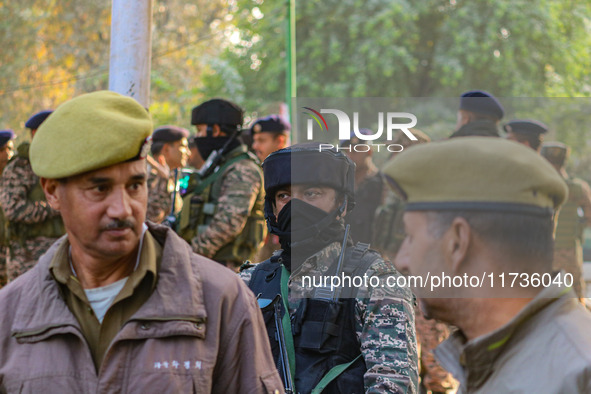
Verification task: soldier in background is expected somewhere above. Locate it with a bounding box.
[0,111,64,282]
[0,130,15,175]
[449,90,504,138]
[0,129,15,288]
[250,115,290,162]
[250,115,290,263]
[240,143,418,393]
[177,99,265,271]
[541,142,591,298]
[146,126,190,223]
[504,119,548,152]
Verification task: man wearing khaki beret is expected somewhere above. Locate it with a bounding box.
[0,91,282,393]
[383,137,591,393]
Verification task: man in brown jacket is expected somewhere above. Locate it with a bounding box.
[384,137,591,393]
[0,91,283,393]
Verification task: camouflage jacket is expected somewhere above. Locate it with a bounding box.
[146,166,182,224]
[190,155,263,259]
[0,155,58,227]
[240,242,419,393]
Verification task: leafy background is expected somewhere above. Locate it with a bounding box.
[1,0,590,178]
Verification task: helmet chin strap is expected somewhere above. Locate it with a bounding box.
[337,195,348,216]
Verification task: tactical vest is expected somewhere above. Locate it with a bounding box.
[554,177,586,249]
[177,145,265,263]
[5,143,65,245]
[248,243,378,394]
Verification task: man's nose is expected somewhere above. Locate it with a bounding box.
[106,187,133,219]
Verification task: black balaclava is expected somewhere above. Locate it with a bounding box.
[191,99,244,158]
[194,134,241,159]
[262,143,356,271]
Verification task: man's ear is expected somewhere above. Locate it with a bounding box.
[445,216,471,273]
[276,134,287,148]
[41,178,61,211]
[212,124,224,137]
[458,110,472,127]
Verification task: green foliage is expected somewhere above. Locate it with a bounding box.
[0,0,590,178]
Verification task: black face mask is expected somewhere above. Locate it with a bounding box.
[275,199,347,268]
[194,136,241,160]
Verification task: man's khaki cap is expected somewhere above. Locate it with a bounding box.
[30,90,152,179]
[383,137,567,216]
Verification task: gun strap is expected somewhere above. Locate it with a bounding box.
[280,265,297,390]
[310,354,362,394]
[192,152,250,195]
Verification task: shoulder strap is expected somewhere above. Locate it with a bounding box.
[339,242,379,299]
[247,258,283,299]
[311,354,362,394]
[210,151,262,203]
[343,242,375,277]
[193,152,250,195]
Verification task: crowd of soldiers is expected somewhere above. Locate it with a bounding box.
[0,89,590,393]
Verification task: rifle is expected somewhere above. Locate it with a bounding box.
[197,127,241,180]
[258,294,295,394]
[161,168,179,229]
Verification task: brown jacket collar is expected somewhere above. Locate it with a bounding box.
[11,223,207,339]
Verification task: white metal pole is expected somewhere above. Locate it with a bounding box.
[109,0,153,107]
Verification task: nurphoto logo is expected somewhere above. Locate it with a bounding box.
[302,107,418,152]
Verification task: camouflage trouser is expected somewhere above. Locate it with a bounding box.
[415,307,458,393]
[0,246,7,289]
[553,247,585,298]
[7,237,58,282]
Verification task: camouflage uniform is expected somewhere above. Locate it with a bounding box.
[553,176,591,297]
[178,145,265,268]
[0,203,6,289]
[146,166,181,224]
[0,143,63,281]
[240,241,420,392]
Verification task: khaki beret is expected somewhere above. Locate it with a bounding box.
[30,91,152,179]
[383,137,567,216]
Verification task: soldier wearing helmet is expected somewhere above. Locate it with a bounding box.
[176,99,265,271]
[240,142,418,393]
